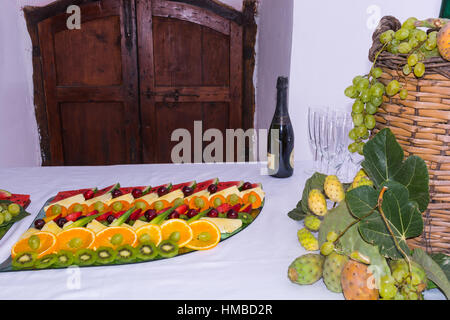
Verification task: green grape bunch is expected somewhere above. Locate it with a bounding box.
[344,17,436,154]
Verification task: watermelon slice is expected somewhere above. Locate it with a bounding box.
[95,183,120,197]
[171,180,197,191]
[8,194,31,209]
[150,183,172,194]
[0,189,12,198]
[193,178,219,193]
[50,188,93,204]
[216,181,243,192]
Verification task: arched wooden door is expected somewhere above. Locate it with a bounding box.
[138,0,243,163]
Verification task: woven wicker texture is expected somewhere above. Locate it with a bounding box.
[369,17,450,254]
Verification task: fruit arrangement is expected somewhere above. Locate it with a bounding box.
[5,179,265,271]
[0,190,31,240]
[345,17,450,154]
[288,128,450,300]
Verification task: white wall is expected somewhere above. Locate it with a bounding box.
[289,0,442,162]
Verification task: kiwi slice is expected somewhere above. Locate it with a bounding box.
[96,246,117,265]
[35,254,58,269]
[158,240,179,258]
[74,249,97,266]
[12,251,37,269]
[116,245,137,263]
[55,250,74,268]
[136,243,158,261]
[238,212,253,224]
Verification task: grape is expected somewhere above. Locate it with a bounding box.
[364,114,376,129]
[112,201,123,212]
[370,83,384,97]
[352,75,363,86]
[348,128,358,141]
[352,99,364,113]
[344,85,358,98]
[380,282,398,299]
[356,126,368,138]
[424,38,436,50]
[416,30,427,42]
[52,204,62,215]
[371,67,383,79]
[360,89,371,103]
[414,62,425,78]
[388,45,399,54]
[356,78,370,92]
[326,231,338,242]
[399,89,408,100]
[365,102,378,115]
[348,142,358,153]
[394,28,409,41]
[398,42,412,54]
[408,292,419,300]
[93,201,104,212]
[408,38,419,49]
[352,113,364,127]
[379,30,394,44]
[407,53,419,66]
[357,142,365,155]
[380,275,395,286]
[8,203,20,216]
[154,200,164,212]
[402,17,417,29]
[392,268,407,282]
[428,31,438,40]
[386,80,400,96]
[411,272,422,286]
[403,64,412,75]
[391,38,400,46]
[371,96,383,107]
[320,242,335,256]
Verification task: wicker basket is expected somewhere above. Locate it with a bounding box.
[369,16,450,254]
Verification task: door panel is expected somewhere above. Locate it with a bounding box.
[202,27,230,87]
[38,0,140,165]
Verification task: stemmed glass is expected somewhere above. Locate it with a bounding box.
[306,106,328,174]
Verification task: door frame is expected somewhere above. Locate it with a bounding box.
[24,0,257,165]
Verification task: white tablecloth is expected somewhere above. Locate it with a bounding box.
[0,161,445,300]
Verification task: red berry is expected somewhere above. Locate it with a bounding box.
[187,209,199,218]
[227,209,238,219]
[132,188,143,199]
[207,209,219,218]
[83,190,95,200]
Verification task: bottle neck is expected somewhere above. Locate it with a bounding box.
[274,87,289,117]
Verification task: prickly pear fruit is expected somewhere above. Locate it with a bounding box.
[349,169,374,190]
[324,175,345,203]
[288,253,324,285]
[307,189,328,216]
[341,260,379,300]
[304,215,321,232]
[323,252,349,293]
[297,228,319,251]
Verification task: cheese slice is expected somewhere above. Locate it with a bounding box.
[18,228,40,240]
[240,186,265,201]
[86,219,107,234]
[139,192,158,204]
[200,217,242,234]
[132,220,148,230]
[106,193,134,206]
[84,192,112,207]
[185,189,210,202]
[44,193,85,212]
[157,189,184,204]
[209,186,240,200]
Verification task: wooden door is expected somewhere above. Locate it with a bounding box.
[137,0,243,163]
[37,0,140,165]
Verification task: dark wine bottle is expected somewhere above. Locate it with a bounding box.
[267,76,294,178]
[440,0,449,18]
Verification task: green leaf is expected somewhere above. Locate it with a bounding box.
[346,186,378,218]
[393,155,430,213]
[361,128,404,188]
[412,248,450,299]
[287,202,307,221]
[431,253,450,281]
[300,172,327,215]
[0,200,30,241]
[318,202,390,281]
[358,181,423,259]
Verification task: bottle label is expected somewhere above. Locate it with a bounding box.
[267,153,276,171]
[290,149,294,169]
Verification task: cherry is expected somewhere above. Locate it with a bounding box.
[182,186,194,197]
[57,217,68,228]
[207,184,218,194]
[132,188,143,199]
[241,182,252,191]
[158,186,169,197]
[227,209,238,219]
[186,209,199,218]
[106,215,115,224]
[169,212,180,219]
[34,219,45,230]
[207,208,219,218]
[83,189,95,200]
[111,189,123,198]
[144,209,157,222]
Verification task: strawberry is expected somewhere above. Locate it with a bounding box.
[66,211,82,222]
[240,203,252,213]
[231,203,242,212]
[113,210,126,219]
[86,210,99,217]
[216,203,232,213]
[129,209,143,221]
[96,211,111,222]
[174,204,188,215]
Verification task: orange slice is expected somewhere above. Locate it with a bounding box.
[160,219,193,248]
[135,224,162,246]
[209,194,226,208]
[45,205,67,217]
[186,220,221,251]
[110,200,131,213]
[12,231,57,258]
[87,202,110,214]
[189,196,210,211]
[57,227,96,253]
[93,226,137,249]
[151,199,170,211]
[133,199,150,211]
[226,194,243,206]
[242,191,262,209]
[67,203,88,215]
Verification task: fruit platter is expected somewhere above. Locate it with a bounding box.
[287,128,450,300]
[0,190,31,240]
[0,179,265,271]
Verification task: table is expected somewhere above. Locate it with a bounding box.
[0,161,445,300]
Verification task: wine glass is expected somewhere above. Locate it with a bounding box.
[306,106,328,174]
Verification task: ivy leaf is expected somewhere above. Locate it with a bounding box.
[358,181,423,259]
[393,155,430,213]
[361,128,404,188]
[412,248,450,299]
[346,186,378,219]
[300,172,327,215]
